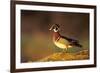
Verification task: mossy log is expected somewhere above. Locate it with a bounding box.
[38,50,89,62]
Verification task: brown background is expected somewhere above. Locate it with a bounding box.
[21,10,89,62]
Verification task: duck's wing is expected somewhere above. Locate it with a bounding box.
[61,36,82,47]
[61,36,79,43]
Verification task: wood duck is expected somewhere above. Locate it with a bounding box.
[49,24,82,52]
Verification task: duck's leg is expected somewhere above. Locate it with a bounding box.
[66,45,72,53]
[63,45,72,53]
[62,47,68,53]
[65,47,68,53]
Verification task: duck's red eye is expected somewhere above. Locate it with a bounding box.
[56,28,58,30]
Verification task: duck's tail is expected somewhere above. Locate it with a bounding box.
[74,43,82,48]
[70,42,82,48]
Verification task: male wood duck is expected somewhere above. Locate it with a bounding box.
[49,24,82,52]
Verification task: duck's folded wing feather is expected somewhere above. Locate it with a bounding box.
[61,36,82,47]
[61,36,79,43]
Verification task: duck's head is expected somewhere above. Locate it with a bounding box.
[49,24,60,32]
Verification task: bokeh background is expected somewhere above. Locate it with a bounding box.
[21,10,89,62]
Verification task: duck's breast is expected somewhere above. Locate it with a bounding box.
[54,38,69,49]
